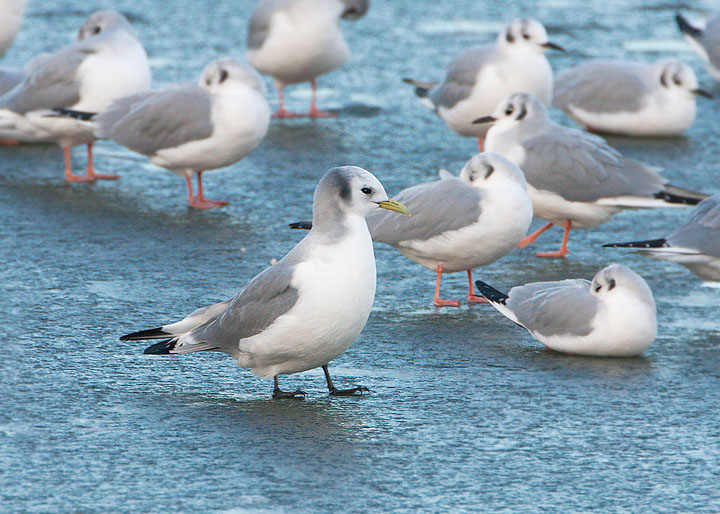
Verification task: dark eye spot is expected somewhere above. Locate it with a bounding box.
[522,33,530,40]
[505,105,514,116]
[484,165,494,179]
[506,31,515,43]
[595,285,601,292]
[660,73,668,88]
[206,78,211,86]
[219,69,229,84]
[607,278,616,291]
[361,187,372,195]
[673,75,682,86]
[93,26,101,35]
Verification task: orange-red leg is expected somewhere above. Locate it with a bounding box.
[433,265,460,307]
[466,270,489,304]
[0,138,19,145]
[517,222,554,248]
[63,145,94,182]
[185,171,228,209]
[272,82,301,118]
[535,220,571,258]
[477,137,484,152]
[84,142,118,180]
[307,78,335,118]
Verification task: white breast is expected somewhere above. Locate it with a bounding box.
[0,0,25,56]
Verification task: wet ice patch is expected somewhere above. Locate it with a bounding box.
[418,20,504,35]
[623,39,693,53]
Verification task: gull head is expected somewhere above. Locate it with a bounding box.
[657,59,712,99]
[498,19,564,54]
[459,152,527,190]
[473,92,549,131]
[313,166,408,223]
[590,264,655,308]
[200,58,267,95]
[78,10,135,41]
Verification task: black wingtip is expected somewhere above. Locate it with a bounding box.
[143,339,176,355]
[53,107,97,120]
[120,327,170,341]
[288,221,313,230]
[676,13,703,38]
[603,238,668,249]
[474,280,508,305]
[654,190,703,206]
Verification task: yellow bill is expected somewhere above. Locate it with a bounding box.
[377,199,410,216]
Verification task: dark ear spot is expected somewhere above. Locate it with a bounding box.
[93,26,101,35]
[339,181,351,200]
[219,69,229,84]
[506,30,515,43]
[484,165,494,179]
[607,278,616,291]
[516,104,527,121]
[660,72,668,88]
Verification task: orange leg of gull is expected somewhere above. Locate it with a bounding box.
[185,171,229,209]
[477,137,484,152]
[466,270,489,304]
[272,82,301,119]
[516,222,554,249]
[63,145,94,183]
[307,78,336,118]
[433,265,460,307]
[84,142,119,180]
[0,138,19,145]
[535,220,572,258]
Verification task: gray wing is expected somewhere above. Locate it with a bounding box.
[429,46,492,109]
[96,85,214,156]
[0,67,24,96]
[701,16,720,68]
[367,177,482,245]
[508,279,596,337]
[520,127,665,202]
[553,61,649,113]
[246,0,294,50]
[0,44,91,113]
[667,194,720,256]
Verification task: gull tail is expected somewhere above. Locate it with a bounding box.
[120,327,172,341]
[676,13,703,39]
[402,78,436,98]
[474,280,509,305]
[289,221,312,230]
[51,108,97,121]
[656,185,708,206]
[603,238,668,249]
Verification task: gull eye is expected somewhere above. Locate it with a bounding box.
[505,105,514,116]
[219,69,229,84]
[361,187,372,195]
[522,33,530,40]
[93,26,101,35]
[673,75,682,86]
[595,285,602,293]
[506,31,515,43]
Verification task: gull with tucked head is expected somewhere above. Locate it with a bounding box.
[554,58,712,136]
[475,264,657,357]
[676,12,720,82]
[475,92,707,258]
[120,166,408,398]
[404,18,563,150]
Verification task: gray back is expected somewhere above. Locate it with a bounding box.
[702,16,720,67]
[247,0,295,50]
[508,279,597,337]
[368,177,482,245]
[668,194,720,257]
[97,85,214,156]
[429,46,492,109]
[0,67,24,96]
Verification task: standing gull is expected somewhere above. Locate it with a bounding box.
[554,58,712,137]
[0,0,25,57]
[604,193,720,282]
[404,18,564,150]
[0,10,151,182]
[90,59,270,209]
[289,153,533,307]
[475,264,657,357]
[120,167,408,398]
[475,92,706,258]
[246,0,369,118]
[676,12,720,82]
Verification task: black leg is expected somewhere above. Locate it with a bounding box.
[272,375,306,399]
[322,365,369,396]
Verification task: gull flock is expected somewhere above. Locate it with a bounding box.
[1,0,718,397]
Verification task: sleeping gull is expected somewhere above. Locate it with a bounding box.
[245,0,369,118]
[120,166,408,398]
[0,0,25,57]
[403,18,564,150]
[604,193,720,282]
[475,92,706,258]
[289,153,532,306]
[475,264,657,357]
[554,58,712,136]
[88,59,270,209]
[676,12,720,82]
[0,10,151,181]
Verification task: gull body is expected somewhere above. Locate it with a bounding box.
[404,19,562,146]
[605,194,720,282]
[0,11,151,181]
[554,58,711,137]
[479,92,705,258]
[476,264,657,357]
[676,13,720,81]
[0,0,25,57]
[94,59,270,209]
[246,0,369,117]
[120,167,409,398]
